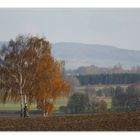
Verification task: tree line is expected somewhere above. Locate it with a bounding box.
[59,85,140,114]
[76,73,140,85]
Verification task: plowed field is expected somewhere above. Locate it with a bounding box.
[0,112,140,131]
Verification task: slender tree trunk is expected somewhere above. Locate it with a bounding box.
[43,111,48,117]
[20,94,24,117]
[43,99,45,117]
[24,94,29,117]
[24,94,27,104]
[43,99,47,117]
[43,111,46,117]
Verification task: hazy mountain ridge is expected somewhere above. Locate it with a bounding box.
[52,42,140,69]
[1,41,140,70]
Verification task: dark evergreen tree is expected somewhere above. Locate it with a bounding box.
[67,93,90,114]
[77,73,140,85]
[111,85,140,112]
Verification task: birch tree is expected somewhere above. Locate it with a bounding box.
[0,36,32,117]
[0,35,70,117]
[26,37,70,117]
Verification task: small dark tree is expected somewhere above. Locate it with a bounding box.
[67,93,89,114]
[96,89,103,96]
[112,85,140,112]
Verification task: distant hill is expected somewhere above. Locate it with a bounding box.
[52,42,140,69]
[1,41,140,70]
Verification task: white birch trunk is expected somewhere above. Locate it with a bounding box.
[20,93,24,117]
[24,94,29,117]
[24,94,27,104]
[19,71,25,117]
[43,112,46,117]
[43,99,48,117]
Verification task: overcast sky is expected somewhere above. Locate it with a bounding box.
[0,8,140,50]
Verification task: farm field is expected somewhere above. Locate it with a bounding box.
[75,84,130,93]
[0,103,37,110]
[0,96,68,111]
[0,112,140,131]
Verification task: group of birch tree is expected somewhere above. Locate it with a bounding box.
[0,35,70,117]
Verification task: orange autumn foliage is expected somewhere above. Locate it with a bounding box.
[25,37,70,115]
[44,103,54,115]
[0,35,70,116]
